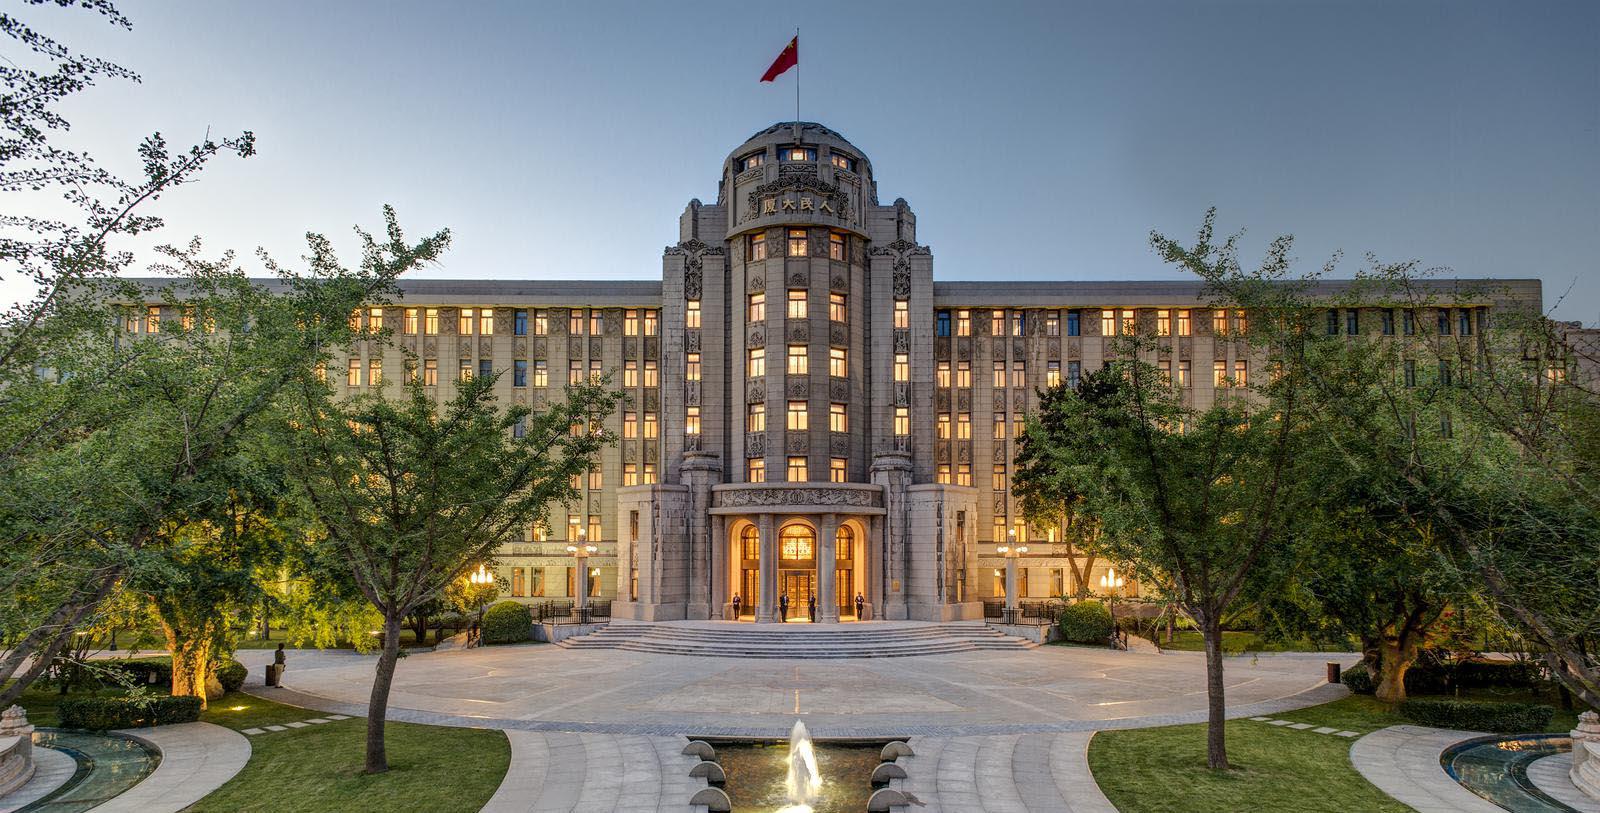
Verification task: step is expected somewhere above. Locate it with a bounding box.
[553,620,1037,658]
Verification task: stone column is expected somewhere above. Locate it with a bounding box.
[681,452,721,620]
[871,452,913,620]
[575,555,591,612]
[1004,556,1018,615]
[709,515,728,619]
[818,513,839,623]
[865,515,883,620]
[756,514,777,623]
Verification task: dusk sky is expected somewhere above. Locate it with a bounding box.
[14,0,1600,324]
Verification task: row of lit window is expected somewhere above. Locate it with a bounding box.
[739,147,857,172]
[745,346,848,377]
[936,413,1028,441]
[505,566,602,599]
[1328,307,1479,337]
[747,230,849,261]
[744,456,851,483]
[935,308,1226,338]
[347,307,660,337]
[745,291,850,322]
[331,357,668,390]
[122,306,212,334]
[742,402,850,433]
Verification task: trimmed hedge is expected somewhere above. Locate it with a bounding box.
[481,600,533,645]
[99,657,173,688]
[59,694,203,730]
[1058,600,1114,644]
[217,659,247,692]
[1341,665,1377,695]
[1405,659,1544,694]
[1398,698,1553,733]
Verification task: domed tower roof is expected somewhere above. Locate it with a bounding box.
[719,122,876,238]
[744,121,855,146]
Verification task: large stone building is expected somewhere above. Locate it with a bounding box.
[163,122,1550,623]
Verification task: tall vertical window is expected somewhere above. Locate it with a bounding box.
[643,360,658,387]
[830,458,847,483]
[624,360,638,387]
[1177,309,1191,336]
[936,311,951,337]
[829,403,847,432]
[1213,360,1228,388]
[147,305,169,333]
[829,292,847,322]
[347,359,361,387]
[956,412,972,440]
[748,347,766,377]
[748,293,766,322]
[956,361,971,388]
[589,311,602,335]
[747,403,766,432]
[993,361,1007,388]
[956,463,972,486]
[513,359,527,387]
[513,309,527,336]
[404,308,419,335]
[828,347,847,377]
[623,464,638,486]
[936,361,951,388]
[1403,359,1417,388]
[1047,361,1060,387]
[937,414,951,439]
[1120,309,1134,335]
[1158,359,1171,385]
[1067,309,1081,336]
[1101,309,1115,336]
[479,309,494,335]
[589,469,603,490]
[643,412,658,438]
[1235,309,1248,334]
[787,289,807,319]
[1437,309,1452,335]
[643,309,658,336]
[533,360,547,387]
[569,361,583,385]
[894,407,910,436]
[423,359,437,386]
[993,463,1008,491]
[685,352,701,381]
[1403,309,1416,335]
[459,308,475,335]
[787,228,809,257]
[1012,361,1025,387]
[685,300,701,329]
[1176,360,1190,388]
[787,401,808,430]
[787,456,808,481]
[623,411,638,438]
[569,309,585,334]
[828,232,845,261]
[1011,312,1024,336]
[748,458,766,482]
[787,345,808,375]
[588,359,602,383]
[1327,309,1340,335]
[1233,360,1248,387]
[956,309,971,336]
[459,359,473,382]
[1212,309,1229,336]
[1346,309,1360,335]
[403,360,416,383]
[534,309,548,335]
[643,462,656,484]
[1459,310,1473,336]
[480,359,493,380]
[991,310,1005,336]
[685,406,701,435]
[424,308,439,335]
[937,464,952,484]
[993,413,1006,439]
[624,309,640,336]
[894,353,910,382]
[1157,309,1172,336]
[749,232,767,261]
[1382,310,1396,336]
[894,300,909,328]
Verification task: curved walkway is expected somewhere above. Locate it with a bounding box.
[480,731,701,813]
[1528,753,1600,813]
[897,731,1118,813]
[0,746,75,813]
[1348,725,1502,813]
[91,722,250,813]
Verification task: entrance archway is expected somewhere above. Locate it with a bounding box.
[778,523,816,621]
[736,524,759,620]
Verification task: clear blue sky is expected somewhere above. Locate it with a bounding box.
[16,0,1600,323]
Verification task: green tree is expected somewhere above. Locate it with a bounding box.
[283,373,620,774]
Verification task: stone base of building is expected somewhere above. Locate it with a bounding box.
[906,600,984,622]
[611,600,688,622]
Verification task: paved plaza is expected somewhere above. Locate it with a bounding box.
[237,641,1348,738]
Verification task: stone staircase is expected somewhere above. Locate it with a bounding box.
[555,620,1037,658]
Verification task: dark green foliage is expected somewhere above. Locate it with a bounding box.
[99,658,174,689]
[481,601,532,645]
[58,694,202,730]
[1402,658,1544,694]
[1059,600,1114,644]
[216,659,248,692]
[1341,665,1376,695]
[1397,699,1553,733]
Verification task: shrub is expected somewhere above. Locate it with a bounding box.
[481,600,533,645]
[58,695,203,730]
[1397,698,1554,733]
[98,657,173,690]
[216,659,247,693]
[1058,600,1114,644]
[1404,657,1545,694]
[1341,664,1377,695]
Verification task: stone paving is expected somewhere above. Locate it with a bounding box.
[239,713,350,736]
[1527,752,1600,813]
[896,732,1119,813]
[93,721,251,813]
[479,731,702,813]
[1348,724,1503,813]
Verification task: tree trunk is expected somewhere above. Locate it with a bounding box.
[0,568,121,703]
[163,622,217,708]
[365,612,404,774]
[1375,636,1420,705]
[1202,616,1230,770]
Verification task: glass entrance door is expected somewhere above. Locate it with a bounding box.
[781,572,814,620]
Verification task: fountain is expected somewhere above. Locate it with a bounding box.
[778,719,823,812]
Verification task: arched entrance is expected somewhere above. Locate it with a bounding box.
[736,524,760,620]
[778,523,816,621]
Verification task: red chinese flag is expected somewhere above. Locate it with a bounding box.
[760,37,798,82]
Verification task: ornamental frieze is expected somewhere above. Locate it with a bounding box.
[533,338,546,357]
[779,163,816,178]
[685,381,700,406]
[786,322,809,343]
[894,382,910,406]
[788,271,807,288]
[935,390,950,411]
[893,331,908,353]
[748,274,765,294]
[684,434,702,452]
[957,444,971,463]
[829,434,850,455]
[684,268,703,300]
[994,493,1008,515]
[590,337,604,356]
[785,434,808,454]
[786,377,809,398]
[746,433,765,457]
[686,331,701,352]
[735,166,765,185]
[568,337,583,357]
[643,390,659,411]
[829,323,847,346]
[892,269,911,298]
[748,328,765,348]
[746,380,765,403]
[830,274,848,292]
[956,342,971,360]
[513,338,526,356]
[993,445,1008,462]
[828,378,850,401]
[644,337,658,359]
[715,487,880,509]
[479,337,493,354]
[994,391,1007,410]
[741,175,850,224]
[956,390,971,411]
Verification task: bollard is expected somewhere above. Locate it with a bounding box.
[1326,662,1341,684]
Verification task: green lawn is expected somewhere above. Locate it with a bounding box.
[1155,630,1353,654]
[191,691,509,813]
[1089,690,1587,813]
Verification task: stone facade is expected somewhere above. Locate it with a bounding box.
[132,121,1551,621]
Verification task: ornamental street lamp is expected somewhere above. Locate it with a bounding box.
[1100,566,1126,649]
[567,529,598,621]
[469,563,494,643]
[996,528,1028,625]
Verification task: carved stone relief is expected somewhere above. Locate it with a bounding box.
[747,380,765,403]
[935,390,950,411]
[830,434,850,456]
[748,274,765,294]
[786,434,808,454]
[686,331,701,352]
[895,382,910,405]
[829,323,847,346]
[747,433,766,457]
[829,378,850,401]
[748,328,765,348]
[568,338,583,357]
[957,444,971,464]
[892,269,911,298]
[589,337,603,356]
[786,377,809,398]
[893,331,909,353]
[716,487,879,509]
[513,338,526,356]
[786,322,809,343]
[956,390,972,411]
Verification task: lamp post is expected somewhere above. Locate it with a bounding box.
[996,528,1028,625]
[469,563,494,645]
[1100,566,1126,649]
[567,530,597,623]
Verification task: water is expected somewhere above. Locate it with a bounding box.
[715,734,885,813]
[1441,733,1579,813]
[16,728,160,813]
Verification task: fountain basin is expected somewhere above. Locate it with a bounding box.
[10,728,159,813]
[1441,733,1584,813]
[698,735,899,813]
